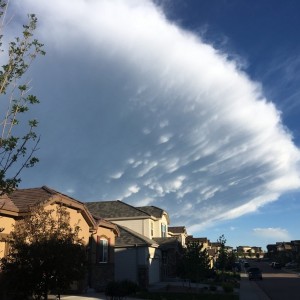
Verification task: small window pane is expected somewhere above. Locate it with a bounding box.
[98,238,108,263]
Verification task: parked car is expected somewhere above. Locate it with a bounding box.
[248,267,263,280]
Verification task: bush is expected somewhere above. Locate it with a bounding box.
[105,280,138,299]
[222,282,234,293]
[121,279,138,295]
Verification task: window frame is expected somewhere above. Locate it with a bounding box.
[97,236,109,264]
[161,223,167,237]
[151,222,154,237]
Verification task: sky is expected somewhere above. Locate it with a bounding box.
[3,0,300,249]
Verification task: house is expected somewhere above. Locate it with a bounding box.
[86,200,181,286]
[153,236,183,280]
[186,236,210,249]
[185,236,216,268]
[0,186,119,291]
[237,245,263,258]
[86,201,170,240]
[114,225,160,286]
[168,226,188,247]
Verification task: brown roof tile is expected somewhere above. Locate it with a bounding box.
[153,237,181,250]
[136,206,164,218]
[168,226,186,234]
[86,200,151,219]
[0,186,57,213]
[0,194,19,213]
[115,225,158,247]
[186,236,209,244]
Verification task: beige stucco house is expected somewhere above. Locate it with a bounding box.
[86,200,182,286]
[0,186,119,291]
[168,226,188,247]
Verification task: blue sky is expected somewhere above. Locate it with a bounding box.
[4,0,300,250]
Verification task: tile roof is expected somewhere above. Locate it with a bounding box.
[168,226,186,234]
[0,186,120,234]
[0,186,58,213]
[86,200,151,219]
[186,236,209,244]
[210,242,222,248]
[0,194,19,213]
[207,248,217,256]
[136,206,164,218]
[115,224,158,247]
[153,237,181,250]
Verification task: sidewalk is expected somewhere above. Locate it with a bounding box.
[239,273,270,300]
[51,275,268,300]
[59,293,143,300]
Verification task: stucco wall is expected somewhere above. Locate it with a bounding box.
[113,215,170,239]
[114,246,161,286]
[113,219,151,238]
[0,215,16,259]
[89,226,116,289]
[44,203,91,245]
[114,246,151,287]
[0,215,15,234]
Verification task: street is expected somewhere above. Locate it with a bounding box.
[244,260,300,299]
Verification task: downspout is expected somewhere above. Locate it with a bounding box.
[135,244,138,283]
[88,228,97,289]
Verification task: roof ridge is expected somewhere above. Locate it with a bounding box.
[86,200,120,204]
[41,186,85,205]
[87,200,152,217]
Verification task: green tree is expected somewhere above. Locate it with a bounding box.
[0,0,45,195]
[215,234,228,271]
[227,250,237,270]
[181,241,211,283]
[0,205,87,300]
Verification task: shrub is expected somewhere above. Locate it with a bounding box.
[121,279,138,295]
[222,282,234,293]
[105,280,138,299]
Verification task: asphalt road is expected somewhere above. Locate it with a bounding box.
[244,260,300,300]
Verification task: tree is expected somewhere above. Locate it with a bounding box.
[180,241,211,283]
[0,0,45,195]
[215,234,228,272]
[0,205,87,300]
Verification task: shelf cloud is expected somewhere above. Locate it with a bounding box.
[10,0,300,232]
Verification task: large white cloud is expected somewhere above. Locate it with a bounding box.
[8,0,300,232]
[253,227,291,242]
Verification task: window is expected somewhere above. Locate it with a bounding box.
[161,224,167,237]
[97,237,108,263]
[151,222,154,237]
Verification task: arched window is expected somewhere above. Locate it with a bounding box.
[97,236,109,263]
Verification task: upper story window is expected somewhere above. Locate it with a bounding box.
[161,224,167,237]
[151,222,154,237]
[97,236,109,263]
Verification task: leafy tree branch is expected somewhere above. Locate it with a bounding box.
[0,0,45,194]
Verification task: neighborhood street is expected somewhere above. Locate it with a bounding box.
[56,261,300,300]
[250,261,300,300]
[239,259,300,300]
